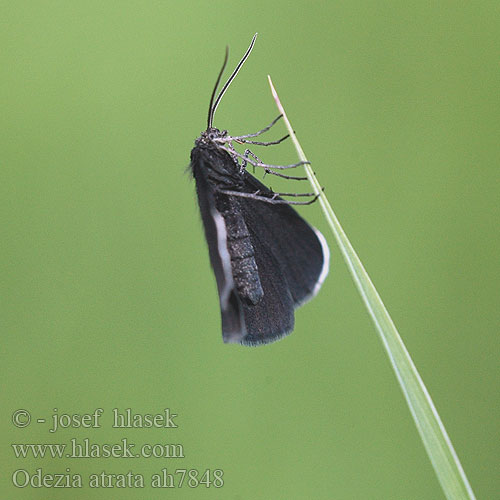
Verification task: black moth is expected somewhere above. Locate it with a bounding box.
[190,34,329,346]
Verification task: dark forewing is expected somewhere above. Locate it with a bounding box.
[192,158,245,342]
[235,228,295,345]
[192,153,328,346]
[240,172,329,307]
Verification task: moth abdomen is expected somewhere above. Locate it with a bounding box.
[216,194,264,306]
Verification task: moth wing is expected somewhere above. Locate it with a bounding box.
[240,172,330,307]
[234,222,295,345]
[192,159,245,343]
[192,158,329,346]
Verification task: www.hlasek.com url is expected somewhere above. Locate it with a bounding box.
[12,438,184,459]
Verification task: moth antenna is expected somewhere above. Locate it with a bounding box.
[207,46,229,129]
[209,33,257,127]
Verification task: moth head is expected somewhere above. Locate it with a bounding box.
[195,127,227,147]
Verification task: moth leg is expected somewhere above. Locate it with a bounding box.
[236,148,255,175]
[230,188,316,198]
[243,148,261,174]
[222,147,310,170]
[264,171,308,181]
[235,134,289,146]
[267,190,318,198]
[221,145,308,181]
[217,189,319,206]
[220,114,283,141]
[241,148,252,172]
[240,148,304,180]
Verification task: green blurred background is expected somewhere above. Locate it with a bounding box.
[1,1,499,498]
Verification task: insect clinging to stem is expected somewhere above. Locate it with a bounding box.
[189,33,329,346]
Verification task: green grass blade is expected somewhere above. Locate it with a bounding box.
[268,76,476,500]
